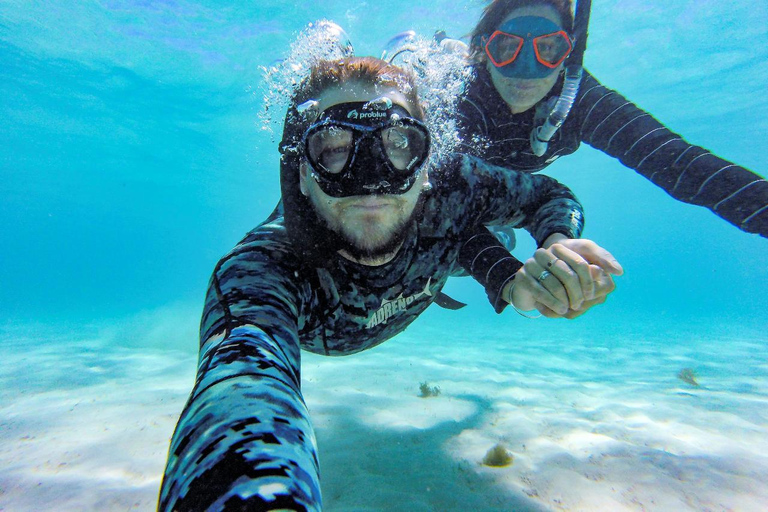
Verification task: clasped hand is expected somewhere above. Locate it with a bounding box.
[506,236,624,319]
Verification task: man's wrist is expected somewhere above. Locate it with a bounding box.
[541,232,570,249]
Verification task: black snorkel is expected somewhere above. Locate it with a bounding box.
[530,0,592,156]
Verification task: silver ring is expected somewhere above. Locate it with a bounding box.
[537,270,552,283]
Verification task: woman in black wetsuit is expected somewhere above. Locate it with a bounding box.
[457,0,768,238]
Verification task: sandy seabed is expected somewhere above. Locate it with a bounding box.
[1,320,767,512]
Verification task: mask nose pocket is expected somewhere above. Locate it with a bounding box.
[518,43,539,76]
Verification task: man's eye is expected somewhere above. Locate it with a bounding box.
[387,129,409,149]
[317,144,351,173]
[320,145,350,161]
[320,144,351,159]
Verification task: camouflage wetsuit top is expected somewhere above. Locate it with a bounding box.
[158,153,584,511]
[458,66,768,237]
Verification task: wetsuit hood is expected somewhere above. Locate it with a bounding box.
[279,104,346,264]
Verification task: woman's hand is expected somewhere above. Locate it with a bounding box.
[504,236,623,318]
[535,264,615,318]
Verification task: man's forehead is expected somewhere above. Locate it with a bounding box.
[315,83,413,116]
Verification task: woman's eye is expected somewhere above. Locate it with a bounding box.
[539,42,555,54]
[499,39,517,53]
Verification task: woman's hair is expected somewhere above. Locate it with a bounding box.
[292,57,424,120]
[469,0,574,61]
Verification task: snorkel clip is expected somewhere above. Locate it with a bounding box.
[530,65,582,156]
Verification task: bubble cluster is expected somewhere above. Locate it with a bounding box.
[384,35,476,168]
[259,22,476,170]
[259,20,354,138]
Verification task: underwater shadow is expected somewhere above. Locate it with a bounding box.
[315,393,548,512]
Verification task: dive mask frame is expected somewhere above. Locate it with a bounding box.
[301,101,431,198]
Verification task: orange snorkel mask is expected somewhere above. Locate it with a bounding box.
[484,16,572,79]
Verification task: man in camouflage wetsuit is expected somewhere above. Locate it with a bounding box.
[158,57,620,511]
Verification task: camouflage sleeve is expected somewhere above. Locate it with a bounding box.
[158,230,322,512]
[435,154,583,313]
[450,153,585,245]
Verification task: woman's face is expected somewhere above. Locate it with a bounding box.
[486,4,566,114]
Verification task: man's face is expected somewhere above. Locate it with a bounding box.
[299,83,429,261]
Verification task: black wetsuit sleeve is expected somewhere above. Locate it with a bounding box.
[158,229,322,511]
[575,71,768,237]
[458,226,523,313]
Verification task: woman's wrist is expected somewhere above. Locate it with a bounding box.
[504,275,542,319]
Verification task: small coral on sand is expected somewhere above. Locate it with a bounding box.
[419,381,441,398]
[677,368,700,387]
[482,443,514,467]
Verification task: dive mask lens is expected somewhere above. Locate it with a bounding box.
[305,121,429,177]
[485,32,524,67]
[306,125,354,175]
[380,122,429,173]
[305,120,429,180]
[533,31,572,68]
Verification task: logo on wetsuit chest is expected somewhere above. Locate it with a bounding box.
[365,278,433,329]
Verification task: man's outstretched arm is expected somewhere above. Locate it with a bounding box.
[159,233,322,512]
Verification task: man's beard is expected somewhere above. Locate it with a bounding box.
[336,216,411,261]
[323,196,424,262]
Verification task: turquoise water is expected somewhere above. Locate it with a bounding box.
[1,0,767,328]
[1,1,767,510]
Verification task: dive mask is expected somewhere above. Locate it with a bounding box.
[302,100,431,198]
[484,16,572,79]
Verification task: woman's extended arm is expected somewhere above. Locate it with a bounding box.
[575,70,767,238]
